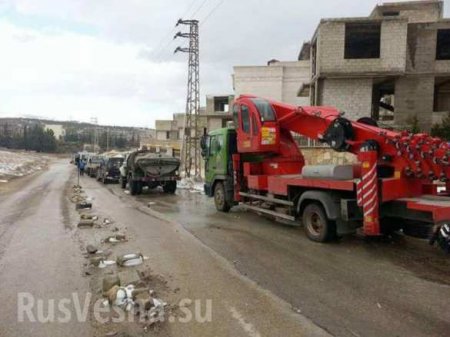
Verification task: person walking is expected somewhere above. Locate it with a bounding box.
[79,159,86,176]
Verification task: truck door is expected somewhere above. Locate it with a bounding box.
[236,104,253,152]
[210,134,227,175]
[204,134,226,184]
[235,98,279,153]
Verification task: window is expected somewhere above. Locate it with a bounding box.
[241,105,251,133]
[252,115,259,135]
[382,11,399,16]
[214,97,229,112]
[250,98,276,121]
[232,104,239,128]
[345,23,381,59]
[436,29,450,60]
[210,135,223,153]
[217,134,224,150]
[209,135,216,154]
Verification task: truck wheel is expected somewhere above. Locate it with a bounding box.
[302,203,336,242]
[130,180,138,195]
[120,176,127,189]
[214,182,231,212]
[136,182,143,195]
[163,181,177,194]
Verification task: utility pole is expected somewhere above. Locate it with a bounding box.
[174,19,201,179]
[106,127,110,151]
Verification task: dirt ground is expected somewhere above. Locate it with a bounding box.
[0,158,449,337]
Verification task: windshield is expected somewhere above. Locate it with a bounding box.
[251,98,276,122]
[90,156,102,163]
[108,158,124,168]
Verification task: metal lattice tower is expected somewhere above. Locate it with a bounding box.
[174,19,201,178]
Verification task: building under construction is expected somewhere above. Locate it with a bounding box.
[301,0,450,130]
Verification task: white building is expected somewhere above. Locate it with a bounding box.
[233,60,311,106]
[44,124,65,140]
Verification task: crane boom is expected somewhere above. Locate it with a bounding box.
[235,95,450,182]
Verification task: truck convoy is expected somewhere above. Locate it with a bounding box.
[120,149,180,195]
[201,95,450,253]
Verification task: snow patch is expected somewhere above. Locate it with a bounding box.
[0,149,50,179]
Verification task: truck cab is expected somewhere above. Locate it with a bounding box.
[201,127,237,212]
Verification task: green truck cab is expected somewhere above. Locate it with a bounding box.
[201,127,237,212]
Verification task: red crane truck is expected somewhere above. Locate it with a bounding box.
[200,95,450,253]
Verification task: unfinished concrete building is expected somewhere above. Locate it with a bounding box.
[233,60,310,106]
[205,95,234,130]
[305,0,450,130]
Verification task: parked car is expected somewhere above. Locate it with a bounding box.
[97,155,124,184]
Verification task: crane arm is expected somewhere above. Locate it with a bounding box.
[235,95,450,181]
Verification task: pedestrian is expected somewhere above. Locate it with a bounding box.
[79,159,86,176]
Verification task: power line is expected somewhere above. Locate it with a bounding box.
[200,0,225,27]
[155,0,224,62]
[191,0,209,17]
[152,0,202,60]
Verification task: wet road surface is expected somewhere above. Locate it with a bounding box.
[1,160,449,337]
[104,180,450,337]
[0,161,92,337]
[0,161,329,337]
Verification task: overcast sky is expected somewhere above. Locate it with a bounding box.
[0,0,448,128]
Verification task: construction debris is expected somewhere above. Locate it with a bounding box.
[81,214,98,220]
[116,253,144,267]
[103,283,167,322]
[104,234,127,244]
[99,260,116,269]
[90,256,115,268]
[86,244,98,254]
[103,275,121,293]
[76,202,92,210]
[78,219,95,228]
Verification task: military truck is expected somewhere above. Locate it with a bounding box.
[97,155,125,184]
[86,155,103,177]
[120,149,180,195]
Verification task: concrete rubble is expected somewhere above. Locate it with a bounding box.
[116,253,145,267]
[86,244,98,254]
[72,181,169,332]
[102,274,168,322]
[78,219,95,228]
[104,234,127,244]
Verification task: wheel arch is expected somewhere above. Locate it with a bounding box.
[297,190,340,220]
[207,175,227,197]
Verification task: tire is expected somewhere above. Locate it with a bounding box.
[120,176,127,189]
[302,203,336,242]
[129,179,138,196]
[214,182,231,212]
[163,181,177,194]
[136,182,143,195]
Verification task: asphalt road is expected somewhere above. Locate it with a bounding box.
[122,180,450,337]
[0,160,329,337]
[0,160,449,337]
[0,161,92,337]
